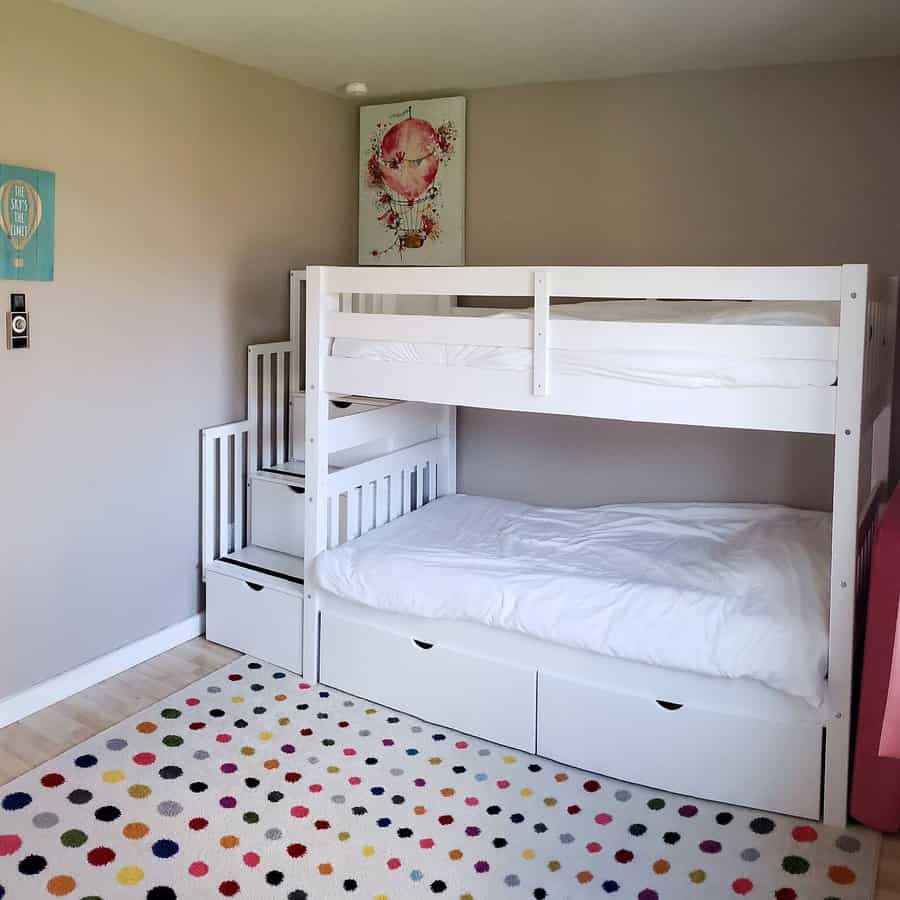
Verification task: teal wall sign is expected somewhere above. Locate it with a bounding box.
[0,164,55,281]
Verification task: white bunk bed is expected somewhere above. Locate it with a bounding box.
[297,264,897,827]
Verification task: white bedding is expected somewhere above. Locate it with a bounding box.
[314,494,832,705]
[331,299,839,388]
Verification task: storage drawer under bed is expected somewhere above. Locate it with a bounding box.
[206,570,302,672]
[320,613,536,751]
[537,672,823,819]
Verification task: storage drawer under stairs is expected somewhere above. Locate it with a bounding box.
[250,464,306,557]
[206,555,303,673]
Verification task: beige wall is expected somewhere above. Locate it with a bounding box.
[0,1,355,699]
[457,57,900,508]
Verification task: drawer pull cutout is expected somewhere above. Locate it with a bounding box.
[289,485,305,495]
[412,639,434,651]
[656,700,683,711]
[245,582,265,592]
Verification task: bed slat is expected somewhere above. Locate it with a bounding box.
[233,432,244,551]
[247,351,259,471]
[390,470,403,521]
[327,357,836,434]
[375,476,389,527]
[218,436,230,556]
[415,464,424,510]
[326,313,838,360]
[276,352,286,464]
[328,496,340,549]
[533,271,549,396]
[361,481,374,534]
[202,432,216,569]
[261,355,273,468]
[402,470,412,516]
[346,487,360,542]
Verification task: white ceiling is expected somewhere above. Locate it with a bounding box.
[56,0,900,98]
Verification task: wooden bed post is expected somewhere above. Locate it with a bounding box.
[823,263,868,827]
[303,266,336,681]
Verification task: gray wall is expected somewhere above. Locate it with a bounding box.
[458,412,835,510]
[0,1,356,700]
[456,57,900,509]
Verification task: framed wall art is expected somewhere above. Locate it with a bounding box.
[359,96,465,266]
[0,164,55,281]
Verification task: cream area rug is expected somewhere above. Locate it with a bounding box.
[0,657,879,899]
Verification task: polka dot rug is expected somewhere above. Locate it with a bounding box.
[0,656,879,899]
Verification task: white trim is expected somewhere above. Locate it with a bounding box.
[322,265,843,300]
[0,614,204,729]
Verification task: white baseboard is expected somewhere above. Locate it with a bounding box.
[0,613,205,730]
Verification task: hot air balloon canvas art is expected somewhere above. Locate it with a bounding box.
[359,97,465,265]
[0,164,55,281]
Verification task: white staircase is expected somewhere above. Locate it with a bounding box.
[200,271,445,675]
[199,272,404,674]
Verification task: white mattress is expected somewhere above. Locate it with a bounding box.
[313,494,832,706]
[331,299,839,388]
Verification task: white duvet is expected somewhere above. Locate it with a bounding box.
[331,299,839,389]
[314,494,832,705]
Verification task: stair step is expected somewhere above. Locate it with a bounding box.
[290,392,398,410]
[213,544,305,589]
[251,460,305,486]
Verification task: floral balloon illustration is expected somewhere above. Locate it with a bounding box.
[0,179,43,270]
[366,107,458,257]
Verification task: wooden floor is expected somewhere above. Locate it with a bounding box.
[0,638,898,897]
[0,637,238,784]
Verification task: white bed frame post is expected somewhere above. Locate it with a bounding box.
[533,271,550,396]
[438,405,457,495]
[823,263,868,827]
[303,266,336,680]
[289,270,306,394]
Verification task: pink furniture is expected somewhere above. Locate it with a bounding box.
[851,486,900,831]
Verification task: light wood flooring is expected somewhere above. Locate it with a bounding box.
[0,638,897,897]
[0,638,238,784]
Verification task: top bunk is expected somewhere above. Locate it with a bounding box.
[303,265,898,435]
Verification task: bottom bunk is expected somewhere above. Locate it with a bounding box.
[310,493,834,821]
